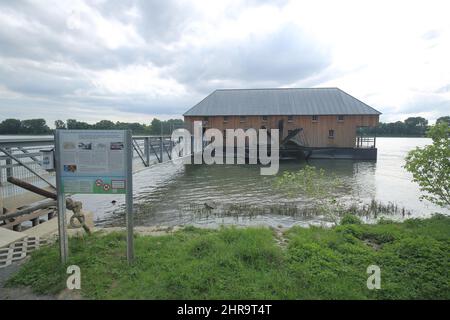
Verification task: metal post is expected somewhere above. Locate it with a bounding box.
[191,135,194,161]
[374,126,377,148]
[54,131,68,264]
[5,147,12,178]
[159,137,163,163]
[160,122,164,163]
[144,137,150,167]
[126,130,134,264]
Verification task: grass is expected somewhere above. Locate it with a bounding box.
[6,214,450,299]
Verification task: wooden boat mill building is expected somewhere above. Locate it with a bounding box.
[183,88,381,160]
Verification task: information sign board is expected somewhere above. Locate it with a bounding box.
[57,130,128,194]
[54,130,134,264]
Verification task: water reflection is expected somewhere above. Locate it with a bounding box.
[74,137,449,228]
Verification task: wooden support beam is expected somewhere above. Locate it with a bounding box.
[4,177,91,234]
[7,176,57,199]
[31,217,39,227]
[0,200,57,221]
[2,209,54,230]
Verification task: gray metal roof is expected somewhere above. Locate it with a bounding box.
[184,88,381,116]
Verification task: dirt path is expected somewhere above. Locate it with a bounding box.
[0,255,84,300]
[273,226,289,249]
[0,259,56,300]
[0,262,83,300]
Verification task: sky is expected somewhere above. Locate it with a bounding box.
[0,0,449,126]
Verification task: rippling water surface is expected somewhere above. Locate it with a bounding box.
[74,137,449,228]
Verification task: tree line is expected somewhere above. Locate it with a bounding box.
[0,115,449,136]
[0,118,184,135]
[360,116,450,137]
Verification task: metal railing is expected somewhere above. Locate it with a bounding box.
[0,139,54,199]
[356,136,376,148]
[0,135,175,204]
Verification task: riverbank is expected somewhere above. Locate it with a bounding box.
[4,214,450,299]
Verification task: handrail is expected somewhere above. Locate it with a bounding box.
[0,135,175,176]
[0,147,56,189]
[0,135,172,147]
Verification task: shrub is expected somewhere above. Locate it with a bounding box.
[340,214,362,225]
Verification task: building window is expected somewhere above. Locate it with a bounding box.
[328,129,335,138]
[262,115,268,122]
[240,116,247,123]
[223,116,228,123]
[312,115,319,122]
[337,115,344,122]
[287,115,294,122]
[203,116,209,125]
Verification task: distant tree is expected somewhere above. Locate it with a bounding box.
[114,122,128,130]
[0,118,21,134]
[149,118,184,135]
[391,121,407,135]
[114,122,149,134]
[404,117,428,136]
[166,119,185,132]
[20,119,51,134]
[150,118,163,135]
[126,122,148,134]
[93,120,115,130]
[372,118,430,137]
[436,116,450,126]
[405,122,450,207]
[66,119,91,129]
[54,120,66,129]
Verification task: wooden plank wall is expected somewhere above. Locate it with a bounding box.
[184,115,379,148]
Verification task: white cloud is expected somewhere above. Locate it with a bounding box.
[0,0,449,124]
[91,64,186,97]
[283,0,450,122]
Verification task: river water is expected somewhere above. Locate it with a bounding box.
[68,137,448,228]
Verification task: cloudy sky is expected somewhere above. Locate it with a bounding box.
[0,0,449,126]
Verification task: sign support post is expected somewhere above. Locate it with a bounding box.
[125,130,134,264]
[55,131,68,264]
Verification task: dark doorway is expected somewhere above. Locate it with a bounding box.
[278,119,284,136]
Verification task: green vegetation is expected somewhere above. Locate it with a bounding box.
[6,215,450,299]
[436,116,450,126]
[274,165,343,224]
[359,116,449,137]
[405,122,450,207]
[274,165,340,198]
[0,118,184,135]
[0,118,51,135]
[2,115,449,137]
[340,213,362,225]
